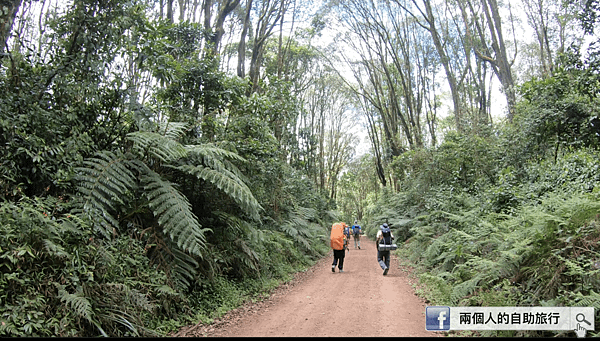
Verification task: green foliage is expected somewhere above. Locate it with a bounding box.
[278,206,329,256]
[365,49,600,334]
[392,131,500,204]
[515,46,600,161]
[0,0,146,199]
[74,121,265,289]
[364,189,416,242]
[0,196,178,337]
[396,172,600,336]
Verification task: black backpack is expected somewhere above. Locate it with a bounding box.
[379,226,397,251]
[381,226,392,244]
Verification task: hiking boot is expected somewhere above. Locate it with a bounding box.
[383,267,389,276]
[332,265,335,272]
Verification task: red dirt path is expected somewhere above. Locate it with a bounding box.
[171,237,444,337]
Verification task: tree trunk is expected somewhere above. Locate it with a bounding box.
[522,0,555,77]
[421,0,464,131]
[237,0,253,77]
[0,0,22,54]
[483,0,516,121]
[167,0,174,22]
[209,0,241,54]
[248,0,284,94]
[203,0,211,31]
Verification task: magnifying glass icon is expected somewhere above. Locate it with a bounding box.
[576,313,591,326]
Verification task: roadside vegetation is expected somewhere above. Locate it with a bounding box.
[355,50,600,337]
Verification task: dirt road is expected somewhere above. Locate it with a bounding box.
[172,237,444,337]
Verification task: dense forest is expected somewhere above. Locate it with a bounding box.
[0,0,599,337]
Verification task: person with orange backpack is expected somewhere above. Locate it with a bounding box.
[330,222,348,273]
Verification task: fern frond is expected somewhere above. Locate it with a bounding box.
[42,239,70,259]
[155,121,188,140]
[186,143,252,190]
[280,223,299,237]
[74,151,136,238]
[103,283,153,312]
[234,238,260,272]
[156,284,178,296]
[56,285,95,324]
[127,131,188,162]
[170,246,200,288]
[142,172,208,257]
[176,164,262,220]
[58,215,86,236]
[278,206,325,252]
[76,151,134,204]
[571,290,600,309]
[186,143,247,163]
[211,211,265,245]
[451,276,482,305]
[324,210,339,222]
[296,206,317,221]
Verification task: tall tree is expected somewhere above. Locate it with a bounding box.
[297,67,355,196]
[393,0,466,131]
[457,0,518,122]
[247,0,290,94]
[445,0,494,129]
[522,0,555,76]
[237,0,253,77]
[335,0,439,154]
[204,0,241,55]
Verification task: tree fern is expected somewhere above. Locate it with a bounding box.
[233,238,261,273]
[142,171,208,256]
[128,131,188,163]
[155,121,188,140]
[128,121,189,163]
[168,244,201,288]
[175,164,262,220]
[279,206,324,253]
[74,122,262,290]
[74,149,207,288]
[74,151,136,239]
[186,143,248,163]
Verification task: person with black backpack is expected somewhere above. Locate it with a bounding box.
[376,223,395,276]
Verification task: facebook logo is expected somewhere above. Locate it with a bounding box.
[426,306,450,331]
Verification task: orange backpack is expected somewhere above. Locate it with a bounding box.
[330,222,345,250]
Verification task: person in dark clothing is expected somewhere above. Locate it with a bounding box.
[351,220,362,249]
[331,222,348,273]
[376,223,394,275]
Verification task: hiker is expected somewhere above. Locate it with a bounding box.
[376,223,394,275]
[351,220,362,249]
[343,223,352,246]
[330,222,348,273]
